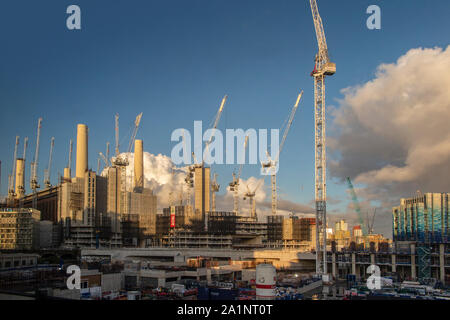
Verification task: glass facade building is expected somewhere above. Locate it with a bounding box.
[392,193,450,243]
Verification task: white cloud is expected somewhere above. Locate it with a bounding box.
[329,46,450,237]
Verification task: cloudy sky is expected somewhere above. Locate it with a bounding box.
[1,1,449,238]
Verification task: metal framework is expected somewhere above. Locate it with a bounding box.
[30,118,43,209]
[229,135,249,214]
[211,173,219,212]
[347,177,368,235]
[309,0,335,275]
[262,91,302,215]
[44,137,55,188]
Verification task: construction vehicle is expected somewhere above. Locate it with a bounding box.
[261,91,303,215]
[309,0,336,276]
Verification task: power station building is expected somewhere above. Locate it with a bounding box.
[58,124,157,248]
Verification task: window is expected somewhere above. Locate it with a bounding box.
[81,281,88,289]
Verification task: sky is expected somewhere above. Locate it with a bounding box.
[0,0,449,237]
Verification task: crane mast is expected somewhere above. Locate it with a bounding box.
[203,95,227,164]
[30,117,43,209]
[346,177,367,235]
[181,130,194,206]
[229,135,249,214]
[115,113,120,157]
[105,142,110,167]
[211,173,219,212]
[22,137,28,161]
[44,137,55,188]
[309,0,335,276]
[243,179,263,221]
[112,113,143,215]
[262,91,303,215]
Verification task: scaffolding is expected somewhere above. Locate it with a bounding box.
[417,244,431,281]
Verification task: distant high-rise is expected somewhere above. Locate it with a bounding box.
[392,193,450,243]
[194,166,210,216]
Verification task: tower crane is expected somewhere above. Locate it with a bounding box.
[243,179,263,221]
[22,137,28,161]
[30,118,43,208]
[105,142,110,167]
[181,130,194,206]
[7,136,20,200]
[97,158,101,175]
[168,167,175,206]
[112,113,143,214]
[229,135,249,214]
[367,208,377,235]
[203,95,227,164]
[261,91,303,215]
[127,113,143,157]
[309,0,336,276]
[112,113,143,166]
[346,177,367,235]
[99,152,108,167]
[44,137,55,188]
[211,173,219,212]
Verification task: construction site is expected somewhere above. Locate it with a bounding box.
[0,0,449,301]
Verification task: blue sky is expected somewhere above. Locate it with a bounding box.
[1,0,449,226]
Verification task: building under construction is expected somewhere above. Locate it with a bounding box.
[267,215,316,250]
